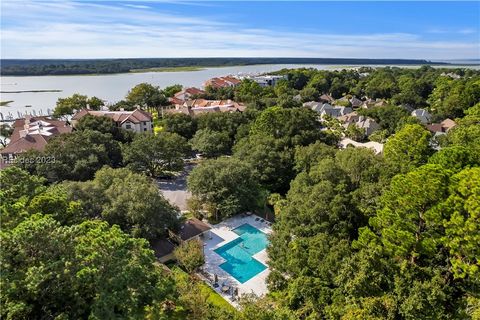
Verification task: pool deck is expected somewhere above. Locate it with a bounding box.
[199,214,272,306]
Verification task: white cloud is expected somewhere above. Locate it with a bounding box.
[123,4,151,9]
[1,0,478,59]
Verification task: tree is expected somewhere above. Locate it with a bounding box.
[368,129,388,143]
[250,106,321,147]
[162,84,182,98]
[345,124,365,141]
[391,74,429,108]
[27,185,83,225]
[187,157,263,220]
[190,129,231,158]
[76,114,115,134]
[0,214,173,319]
[123,132,189,177]
[76,114,134,143]
[87,167,179,239]
[53,94,104,117]
[307,74,329,94]
[293,141,336,173]
[428,77,480,119]
[54,93,88,117]
[299,87,320,102]
[369,164,451,262]
[0,123,13,147]
[162,113,197,139]
[443,103,480,153]
[0,166,46,205]
[174,239,205,274]
[440,167,480,282]
[126,83,168,114]
[109,99,136,111]
[233,133,295,193]
[87,96,105,110]
[428,146,479,172]
[383,124,432,173]
[173,268,212,320]
[196,111,248,142]
[34,130,122,182]
[358,105,410,135]
[365,69,398,99]
[235,79,263,102]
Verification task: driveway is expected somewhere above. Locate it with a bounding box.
[157,163,195,212]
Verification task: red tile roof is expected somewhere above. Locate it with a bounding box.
[204,76,241,88]
[72,109,152,124]
[0,116,72,156]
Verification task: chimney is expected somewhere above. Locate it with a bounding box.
[24,116,31,130]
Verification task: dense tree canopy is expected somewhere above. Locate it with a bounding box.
[187,157,263,220]
[126,83,168,114]
[53,94,104,117]
[63,167,179,239]
[190,129,231,158]
[3,65,480,319]
[17,130,122,182]
[162,113,197,139]
[123,132,190,177]
[233,133,295,193]
[250,106,322,147]
[1,215,173,319]
[383,124,432,173]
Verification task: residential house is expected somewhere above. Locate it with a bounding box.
[166,99,246,116]
[204,76,241,89]
[350,97,363,108]
[361,98,388,109]
[411,109,432,124]
[241,75,286,87]
[338,111,380,136]
[333,96,363,108]
[426,118,457,134]
[356,116,381,136]
[303,101,352,118]
[337,111,361,124]
[319,94,334,103]
[173,87,206,101]
[0,116,72,167]
[71,109,153,133]
[152,218,212,263]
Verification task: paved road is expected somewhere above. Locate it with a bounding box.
[157,163,195,211]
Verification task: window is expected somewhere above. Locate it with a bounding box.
[143,121,146,125]
[126,124,131,129]
[144,128,147,131]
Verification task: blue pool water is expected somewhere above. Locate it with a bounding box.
[214,224,269,283]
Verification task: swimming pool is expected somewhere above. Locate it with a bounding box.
[214,223,269,283]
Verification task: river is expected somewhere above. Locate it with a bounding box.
[1,63,479,119]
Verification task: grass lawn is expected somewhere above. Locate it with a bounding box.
[200,280,235,311]
[170,265,237,314]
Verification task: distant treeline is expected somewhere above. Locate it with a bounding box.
[0,58,446,76]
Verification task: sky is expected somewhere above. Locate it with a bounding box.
[1,1,479,60]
